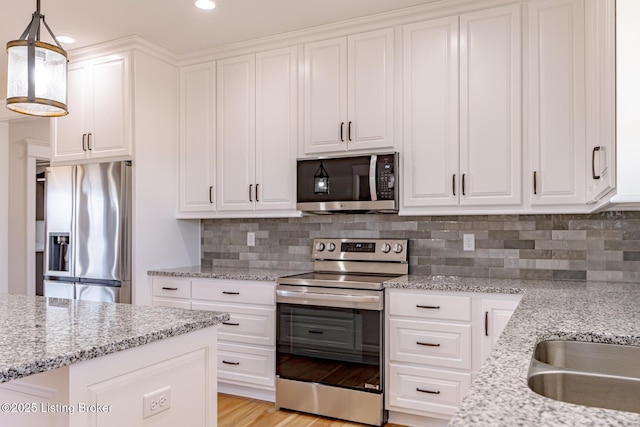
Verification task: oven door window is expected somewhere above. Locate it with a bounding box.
[277,303,382,393]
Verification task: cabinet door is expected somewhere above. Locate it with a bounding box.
[303,37,347,154]
[88,53,132,159]
[179,62,216,213]
[347,28,395,151]
[528,0,586,206]
[402,17,459,208]
[216,54,256,211]
[255,46,298,211]
[459,5,522,206]
[51,63,89,162]
[479,297,520,364]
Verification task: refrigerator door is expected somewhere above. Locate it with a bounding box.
[44,279,75,299]
[75,162,129,281]
[76,283,122,303]
[44,166,75,278]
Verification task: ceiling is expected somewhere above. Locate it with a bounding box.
[1,0,438,100]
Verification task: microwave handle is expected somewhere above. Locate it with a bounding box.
[369,155,378,201]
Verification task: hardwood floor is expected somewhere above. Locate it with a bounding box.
[218,394,406,427]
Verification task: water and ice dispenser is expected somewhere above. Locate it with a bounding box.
[48,233,70,272]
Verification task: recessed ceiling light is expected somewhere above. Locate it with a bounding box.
[195,0,216,10]
[56,36,75,44]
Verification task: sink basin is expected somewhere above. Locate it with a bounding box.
[528,340,640,414]
[533,340,640,378]
[528,371,640,414]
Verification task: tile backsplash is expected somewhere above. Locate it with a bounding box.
[201,211,640,283]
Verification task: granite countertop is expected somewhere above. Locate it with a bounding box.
[148,265,303,282]
[0,294,229,383]
[384,275,640,426]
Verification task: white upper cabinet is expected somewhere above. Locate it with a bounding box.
[51,52,132,163]
[402,5,521,212]
[216,54,256,212]
[528,0,586,207]
[216,47,298,214]
[179,62,216,214]
[459,5,522,206]
[303,28,394,155]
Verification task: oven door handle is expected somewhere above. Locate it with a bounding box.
[276,289,381,304]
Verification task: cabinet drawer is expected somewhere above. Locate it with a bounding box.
[153,297,191,310]
[152,278,191,299]
[218,342,275,388]
[388,291,471,321]
[192,279,275,305]
[192,301,275,346]
[388,364,471,416]
[389,319,471,369]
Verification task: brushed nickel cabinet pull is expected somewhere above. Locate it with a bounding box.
[484,311,489,336]
[222,360,240,365]
[209,186,214,204]
[416,304,440,310]
[256,183,259,202]
[340,122,345,142]
[222,291,240,295]
[249,184,253,202]
[417,341,441,347]
[161,287,178,291]
[87,133,92,150]
[533,171,537,195]
[223,321,240,326]
[452,174,456,196]
[416,388,440,395]
[82,134,87,151]
[462,173,466,196]
[348,121,353,141]
[592,146,602,180]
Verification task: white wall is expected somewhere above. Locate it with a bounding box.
[132,50,200,306]
[7,119,49,295]
[0,122,8,293]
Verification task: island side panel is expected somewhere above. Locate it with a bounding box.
[68,325,217,427]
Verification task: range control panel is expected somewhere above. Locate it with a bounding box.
[311,238,408,263]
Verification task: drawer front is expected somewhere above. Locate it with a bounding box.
[153,297,191,310]
[388,291,471,321]
[152,278,191,299]
[389,319,471,369]
[217,343,275,388]
[192,301,275,346]
[192,279,275,305]
[388,364,471,416]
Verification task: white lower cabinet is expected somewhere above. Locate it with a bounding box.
[386,288,521,425]
[151,277,276,401]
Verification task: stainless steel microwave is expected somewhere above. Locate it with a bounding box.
[296,153,398,214]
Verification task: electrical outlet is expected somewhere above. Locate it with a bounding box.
[143,386,171,419]
[247,232,256,247]
[463,234,475,251]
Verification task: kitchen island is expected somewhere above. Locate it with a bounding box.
[0,293,228,427]
[384,276,640,426]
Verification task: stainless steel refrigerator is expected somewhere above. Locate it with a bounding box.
[44,161,132,303]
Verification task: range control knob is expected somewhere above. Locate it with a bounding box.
[327,242,336,252]
[380,243,391,253]
[315,242,326,251]
[392,243,404,254]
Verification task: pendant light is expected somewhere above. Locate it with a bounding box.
[6,0,68,117]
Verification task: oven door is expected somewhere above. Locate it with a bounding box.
[276,285,383,393]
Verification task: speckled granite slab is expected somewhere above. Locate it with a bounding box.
[384,275,640,426]
[148,265,303,282]
[0,294,228,383]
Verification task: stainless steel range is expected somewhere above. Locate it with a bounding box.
[275,238,408,426]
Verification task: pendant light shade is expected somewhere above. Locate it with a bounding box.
[6,0,68,117]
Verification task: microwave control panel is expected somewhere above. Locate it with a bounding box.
[377,155,395,200]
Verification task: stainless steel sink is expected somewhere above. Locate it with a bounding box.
[528,340,640,414]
